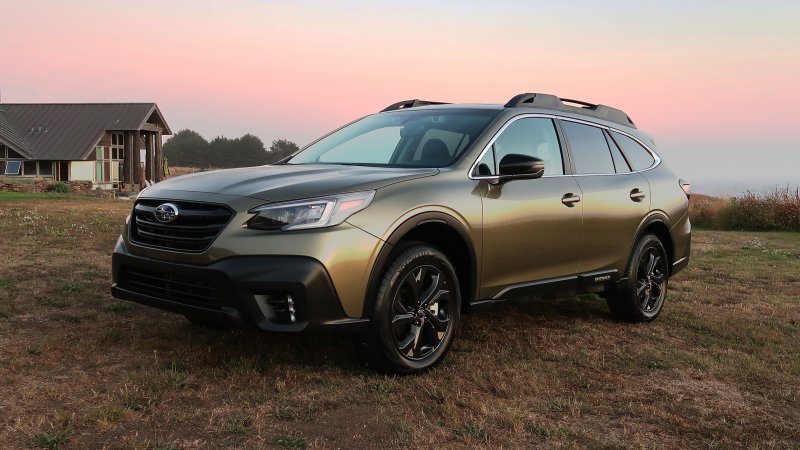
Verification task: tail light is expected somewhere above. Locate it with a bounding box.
[679,179,691,198]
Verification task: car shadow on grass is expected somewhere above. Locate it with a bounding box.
[104,293,618,380]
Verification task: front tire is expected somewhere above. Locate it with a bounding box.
[607,234,669,322]
[354,244,460,374]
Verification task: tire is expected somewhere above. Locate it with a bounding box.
[353,244,461,374]
[607,233,669,322]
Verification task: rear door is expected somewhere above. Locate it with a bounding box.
[559,119,650,276]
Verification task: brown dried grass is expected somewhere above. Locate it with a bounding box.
[1,195,798,448]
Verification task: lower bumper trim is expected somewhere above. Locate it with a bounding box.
[111,240,370,333]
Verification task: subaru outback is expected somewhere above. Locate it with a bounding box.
[111,93,691,373]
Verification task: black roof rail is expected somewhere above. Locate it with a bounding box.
[504,92,636,128]
[380,99,449,112]
[504,93,563,109]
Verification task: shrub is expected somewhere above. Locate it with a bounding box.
[720,187,800,232]
[688,194,728,229]
[47,182,71,193]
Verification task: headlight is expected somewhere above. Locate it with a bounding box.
[246,190,376,231]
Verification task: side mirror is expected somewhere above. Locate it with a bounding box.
[498,154,545,181]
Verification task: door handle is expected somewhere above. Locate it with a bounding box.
[561,193,581,206]
[630,189,646,201]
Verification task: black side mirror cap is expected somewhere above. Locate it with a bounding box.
[498,154,545,180]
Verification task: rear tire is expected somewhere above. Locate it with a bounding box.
[607,234,669,322]
[353,244,460,374]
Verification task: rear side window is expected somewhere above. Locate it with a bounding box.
[560,121,615,174]
[611,131,655,170]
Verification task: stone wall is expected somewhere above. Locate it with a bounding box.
[0,178,111,197]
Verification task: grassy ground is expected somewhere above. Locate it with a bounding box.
[0,192,88,202]
[1,194,798,449]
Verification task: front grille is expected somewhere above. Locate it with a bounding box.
[119,267,222,310]
[130,199,234,253]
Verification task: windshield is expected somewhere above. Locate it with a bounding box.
[288,109,500,167]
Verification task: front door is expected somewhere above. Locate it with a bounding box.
[476,117,583,298]
[58,161,69,181]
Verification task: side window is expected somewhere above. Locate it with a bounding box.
[604,131,631,173]
[561,121,615,175]
[611,131,655,170]
[488,118,564,176]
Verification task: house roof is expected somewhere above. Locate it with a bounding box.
[0,109,33,158]
[0,103,172,161]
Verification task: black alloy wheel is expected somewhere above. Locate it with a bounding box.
[390,265,452,360]
[635,246,667,313]
[607,233,669,322]
[353,244,460,373]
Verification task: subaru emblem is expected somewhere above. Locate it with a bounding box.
[154,203,180,223]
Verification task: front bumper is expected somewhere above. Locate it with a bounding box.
[111,240,370,333]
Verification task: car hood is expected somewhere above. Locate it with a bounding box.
[142,164,439,202]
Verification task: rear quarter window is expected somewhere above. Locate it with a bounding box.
[611,131,656,170]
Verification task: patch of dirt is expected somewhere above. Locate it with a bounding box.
[294,404,398,449]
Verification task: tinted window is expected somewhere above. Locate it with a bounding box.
[561,121,615,175]
[604,131,631,173]
[612,131,655,170]
[489,118,563,176]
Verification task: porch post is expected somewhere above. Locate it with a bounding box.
[123,131,132,186]
[144,131,153,182]
[155,130,163,182]
[133,132,142,188]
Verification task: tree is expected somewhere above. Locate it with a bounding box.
[268,139,300,163]
[163,129,209,167]
[206,136,231,168]
[163,130,298,169]
[238,134,269,167]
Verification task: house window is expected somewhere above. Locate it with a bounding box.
[38,161,54,176]
[23,161,37,176]
[1,144,25,176]
[110,132,125,183]
[4,160,22,175]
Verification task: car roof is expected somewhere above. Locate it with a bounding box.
[379,93,638,130]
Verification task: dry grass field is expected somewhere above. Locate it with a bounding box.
[1,193,799,449]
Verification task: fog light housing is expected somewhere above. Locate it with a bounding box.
[254,293,298,324]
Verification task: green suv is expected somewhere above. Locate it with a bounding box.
[112,93,691,373]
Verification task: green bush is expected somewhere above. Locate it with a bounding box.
[47,182,71,193]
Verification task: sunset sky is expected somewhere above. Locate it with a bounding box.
[1,0,798,193]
